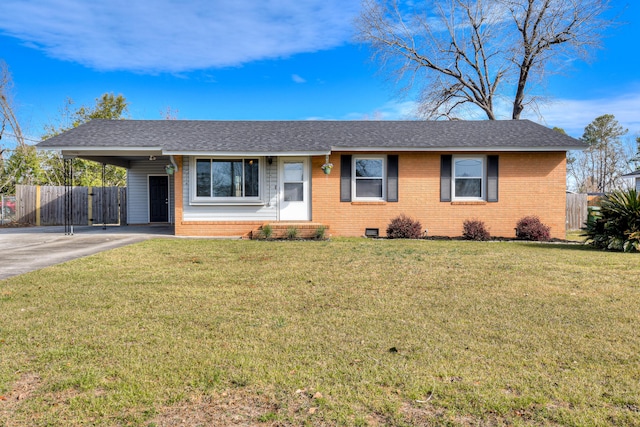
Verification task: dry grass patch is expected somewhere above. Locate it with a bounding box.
[0,238,639,426]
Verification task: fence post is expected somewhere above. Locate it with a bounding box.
[35,185,41,226]
[88,186,93,226]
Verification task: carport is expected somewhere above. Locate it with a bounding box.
[41,148,178,235]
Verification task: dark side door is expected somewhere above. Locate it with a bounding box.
[149,175,169,223]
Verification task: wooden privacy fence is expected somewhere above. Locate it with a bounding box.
[16,185,127,226]
[566,193,588,230]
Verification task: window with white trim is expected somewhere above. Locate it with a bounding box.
[195,158,260,200]
[453,156,485,200]
[353,156,385,200]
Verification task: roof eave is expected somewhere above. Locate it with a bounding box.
[330,146,586,152]
[163,150,332,156]
[37,146,164,156]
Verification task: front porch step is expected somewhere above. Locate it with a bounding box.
[250,222,330,240]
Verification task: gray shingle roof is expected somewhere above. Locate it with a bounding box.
[38,119,585,153]
[622,169,640,178]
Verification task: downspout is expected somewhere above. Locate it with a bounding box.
[169,155,178,225]
[169,155,178,172]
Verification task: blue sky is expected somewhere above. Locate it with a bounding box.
[1,0,638,146]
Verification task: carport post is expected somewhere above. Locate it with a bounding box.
[64,157,74,235]
[102,162,107,230]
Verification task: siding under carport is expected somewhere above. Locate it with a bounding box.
[127,159,175,224]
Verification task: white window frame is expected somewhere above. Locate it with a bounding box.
[190,157,263,204]
[352,155,386,201]
[452,155,486,201]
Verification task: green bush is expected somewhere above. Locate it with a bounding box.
[386,214,423,239]
[315,225,327,240]
[259,224,273,240]
[286,226,298,240]
[515,216,551,241]
[584,189,640,252]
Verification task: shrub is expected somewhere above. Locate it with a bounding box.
[286,226,298,240]
[462,219,490,241]
[515,216,551,241]
[386,214,423,239]
[259,224,273,240]
[315,225,327,240]
[584,189,640,252]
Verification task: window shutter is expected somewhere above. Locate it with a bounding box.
[440,155,452,202]
[340,155,352,202]
[387,155,398,202]
[487,155,499,202]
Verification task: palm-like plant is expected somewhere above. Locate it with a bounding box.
[584,189,640,252]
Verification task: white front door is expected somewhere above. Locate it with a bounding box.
[279,157,310,220]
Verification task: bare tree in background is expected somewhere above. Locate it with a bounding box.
[161,106,180,120]
[1,61,30,194]
[356,0,612,120]
[0,61,25,152]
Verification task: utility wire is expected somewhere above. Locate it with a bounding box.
[1,132,42,144]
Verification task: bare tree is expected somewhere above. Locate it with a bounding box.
[356,0,612,120]
[1,61,29,194]
[631,136,640,171]
[0,61,25,152]
[160,106,180,120]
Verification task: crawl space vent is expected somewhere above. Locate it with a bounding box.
[365,228,379,238]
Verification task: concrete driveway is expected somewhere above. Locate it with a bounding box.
[0,225,174,280]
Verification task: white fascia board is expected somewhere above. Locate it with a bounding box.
[330,146,586,152]
[164,150,331,156]
[38,146,163,154]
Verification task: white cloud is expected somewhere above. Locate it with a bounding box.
[0,0,360,73]
[525,90,640,138]
[291,74,306,83]
[342,100,420,120]
[360,88,640,135]
[337,88,640,137]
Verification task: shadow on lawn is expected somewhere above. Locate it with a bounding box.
[512,241,601,252]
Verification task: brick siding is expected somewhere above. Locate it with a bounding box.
[174,152,567,239]
[311,152,567,239]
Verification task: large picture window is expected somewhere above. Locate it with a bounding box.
[195,158,260,199]
[453,156,484,200]
[353,157,385,200]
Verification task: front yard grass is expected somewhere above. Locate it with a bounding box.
[1,239,639,426]
[565,230,587,242]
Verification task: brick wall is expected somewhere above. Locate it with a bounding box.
[174,152,567,239]
[311,152,567,239]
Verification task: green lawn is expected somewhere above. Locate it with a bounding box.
[565,230,587,242]
[1,239,639,426]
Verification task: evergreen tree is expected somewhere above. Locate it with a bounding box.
[569,114,628,193]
